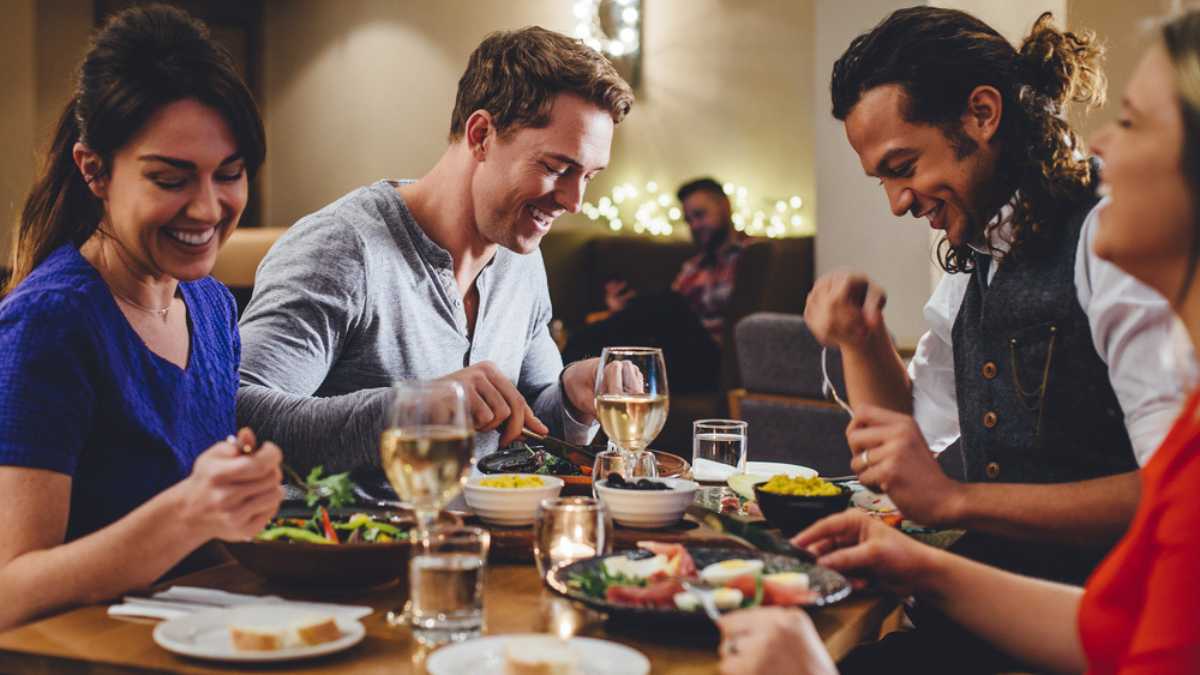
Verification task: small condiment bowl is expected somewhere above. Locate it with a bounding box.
[594,477,699,529]
[463,474,565,526]
[753,481,852,536]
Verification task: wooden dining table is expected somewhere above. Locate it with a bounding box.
[0,555,897,674]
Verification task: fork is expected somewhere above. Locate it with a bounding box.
[821,346,854,418]
[228,435,327,499]
[679,580,723,624]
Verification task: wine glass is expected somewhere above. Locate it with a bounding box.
[593,346,669,475]
[591,448,657,497]
[380,380,474,539]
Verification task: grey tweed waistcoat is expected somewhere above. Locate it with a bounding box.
[945,195,1137,584]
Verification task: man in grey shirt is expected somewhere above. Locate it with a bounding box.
[237,27,635,471]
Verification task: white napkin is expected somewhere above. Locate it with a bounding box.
[109,585,374,621]
[107,603,189,621]
[692,457,739,482]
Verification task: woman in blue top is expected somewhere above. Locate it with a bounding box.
[0,5,282,630]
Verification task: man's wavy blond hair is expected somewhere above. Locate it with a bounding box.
[449,26,634,142]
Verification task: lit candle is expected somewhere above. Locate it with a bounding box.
[549,537,595,565]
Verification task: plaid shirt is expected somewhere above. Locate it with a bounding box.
[671,238,745,344]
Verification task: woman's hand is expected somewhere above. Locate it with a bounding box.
[717,607,837,675]
[791,510,941,597]
[177,427,284,542]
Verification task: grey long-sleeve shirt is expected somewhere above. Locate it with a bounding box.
[237,180,596,472]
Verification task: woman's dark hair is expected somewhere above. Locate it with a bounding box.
[1163,10,1200,300]
[6,3,265,294]
[831,7,1105,273]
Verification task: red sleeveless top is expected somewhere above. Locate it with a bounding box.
[1078,390,1200,674]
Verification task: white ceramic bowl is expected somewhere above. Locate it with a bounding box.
[594,477,699,529]
[463,474,564,526]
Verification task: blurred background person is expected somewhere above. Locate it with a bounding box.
[563,177,743,393]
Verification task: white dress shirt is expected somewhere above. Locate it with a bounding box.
[908,197,1193,466]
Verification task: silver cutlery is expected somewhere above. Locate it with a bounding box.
[679,580,723,624]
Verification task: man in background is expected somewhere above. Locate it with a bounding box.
[563,177,743,392]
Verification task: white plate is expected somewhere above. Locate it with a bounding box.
[745,461,817,479]
[694,459,817,483]
[152,604,365,663]
[426,634,650,675]
[725,463,821,501]
[851,489,898,514]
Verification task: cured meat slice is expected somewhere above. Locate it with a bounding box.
[635,541,697,578]
[762,579,820,606]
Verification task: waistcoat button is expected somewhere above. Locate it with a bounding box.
[986,461,1001,479]
[982,411,998,428]
[982,362,998,379]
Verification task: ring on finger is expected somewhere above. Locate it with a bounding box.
[862,449,870,468]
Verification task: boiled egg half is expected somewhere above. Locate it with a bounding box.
[604,554,670,579]
[699,558,764,586]
[673,588,745,611]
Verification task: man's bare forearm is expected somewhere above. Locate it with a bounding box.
[950,471,1140,544]
[842,328,913,414]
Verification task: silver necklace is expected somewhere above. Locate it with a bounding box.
[111,289,171,319]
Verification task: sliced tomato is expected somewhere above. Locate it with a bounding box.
[605,578,684,609]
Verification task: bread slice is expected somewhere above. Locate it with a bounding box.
[293,615,341,646]
[229,625,285,651]
[503,636,581,675]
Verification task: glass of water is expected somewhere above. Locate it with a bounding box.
[408,526,490,646]
[692,419,748,482]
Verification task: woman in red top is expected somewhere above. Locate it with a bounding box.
[716,11,1200,675]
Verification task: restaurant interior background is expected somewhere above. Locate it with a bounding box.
[0,0,1179,351]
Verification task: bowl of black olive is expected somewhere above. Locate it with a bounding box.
[603,474,674,491]
[594,476,699,529]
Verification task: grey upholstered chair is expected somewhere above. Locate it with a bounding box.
[729,313,853,476]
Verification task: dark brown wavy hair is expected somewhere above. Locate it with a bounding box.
[831,7,1105,273]
[6,4,265,295]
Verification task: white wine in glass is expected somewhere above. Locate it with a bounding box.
[594,392,668,453]
[594,347,669,464]
[381,381,474,536]
[381,380,474,629]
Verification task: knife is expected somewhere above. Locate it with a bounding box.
[521,428,599,470]
[685,504,816,562]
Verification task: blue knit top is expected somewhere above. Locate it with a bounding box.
[0,244,239,540]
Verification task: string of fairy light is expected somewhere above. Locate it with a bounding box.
[574,0,640,58]
[580,181,810,238]
[572,3,807,238]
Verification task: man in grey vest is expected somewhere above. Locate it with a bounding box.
[236,28,634,472]
[804,7,1191,672]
